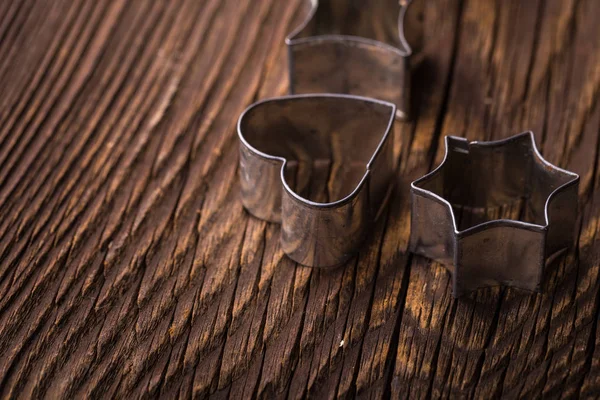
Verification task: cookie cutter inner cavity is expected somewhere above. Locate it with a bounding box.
[286,0,420,120]
[410,132,579,296]
[238,95,396,268]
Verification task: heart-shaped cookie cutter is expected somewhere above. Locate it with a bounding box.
[238,94,396,267]
[286,0,416,120]
[409,131,580,297]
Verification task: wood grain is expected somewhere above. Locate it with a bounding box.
[0,0,598,399]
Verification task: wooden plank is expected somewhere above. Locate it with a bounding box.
[0,0,598,399]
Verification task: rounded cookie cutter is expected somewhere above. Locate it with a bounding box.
[286,0,417,120]
[238,94,396,267]
[409,131,580,297]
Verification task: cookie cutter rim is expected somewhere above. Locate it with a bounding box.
[412,131,580,235]
[285,0,413,57]
[238,94,396,211]
[285,0,414,120]
[238,93,396,267]
[410,131,580,297]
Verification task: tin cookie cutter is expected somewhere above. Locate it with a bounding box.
[286,0,417,120]
[238,94,396,267]
[409,132,580,297]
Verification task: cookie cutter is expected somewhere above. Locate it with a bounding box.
[238,94,396,268]
[409,131,580,297]
[286,0,416,120]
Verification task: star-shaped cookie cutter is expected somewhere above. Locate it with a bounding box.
[238,94,396,268]
[286,0,415,120]
[409,132,580,297]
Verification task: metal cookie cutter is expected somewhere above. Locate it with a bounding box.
[238,94,396,268]
[286,0,416,120]
[409,132,580,297]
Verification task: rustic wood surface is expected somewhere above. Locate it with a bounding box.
[0,0,599,398]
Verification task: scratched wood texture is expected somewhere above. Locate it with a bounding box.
[0,0,599,398]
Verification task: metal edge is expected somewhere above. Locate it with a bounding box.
[410,131,580,236]
[285,0,413,57]
[237,93,397,211]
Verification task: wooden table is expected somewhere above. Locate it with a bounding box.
[0,0,599,398]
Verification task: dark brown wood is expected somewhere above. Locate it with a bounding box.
[0,0,599,398]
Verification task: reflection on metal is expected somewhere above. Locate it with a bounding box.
[286,0,417,120]
[410,132,580,297]
[238,94,396,267]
